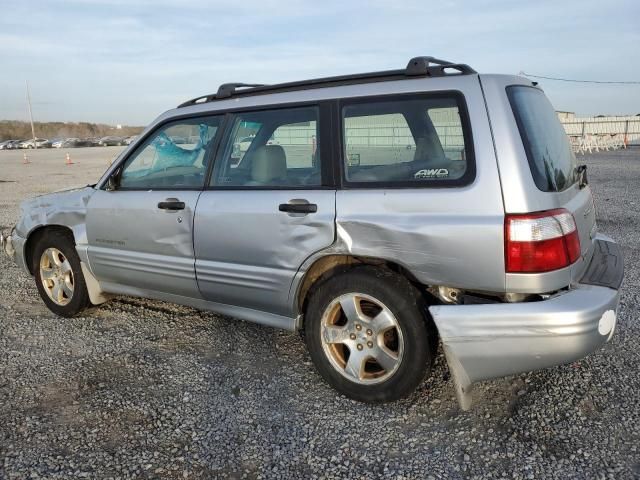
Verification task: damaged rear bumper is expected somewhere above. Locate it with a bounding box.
[429,237,623,410]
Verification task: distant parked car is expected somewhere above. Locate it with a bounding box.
[4,140,24,150]
[77,138,97,147]
[230,135,256,163]
[53,138,85,148]
[124,135,138,145]
[19,138,50,149]
[230,135,280,165]
[46,137,64,148]
[0,140,16,150]
[98,136,126,146]
[81,137,100,147]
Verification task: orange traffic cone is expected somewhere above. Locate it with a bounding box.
[65,153,74,165]
[23,152,30,164]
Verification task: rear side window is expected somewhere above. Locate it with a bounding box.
[341,93,474,186]
[507,86,577,192]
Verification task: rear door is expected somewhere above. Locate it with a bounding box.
[194,103,336,317]
[86,115,223,297]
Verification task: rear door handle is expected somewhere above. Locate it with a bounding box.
[158,198,185,211]
[279,201,317,214]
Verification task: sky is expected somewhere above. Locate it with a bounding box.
[1,0,639,126]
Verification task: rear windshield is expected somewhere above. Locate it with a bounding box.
[507,86,576,192]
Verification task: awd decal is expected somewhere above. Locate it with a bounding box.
[414,168,449,179]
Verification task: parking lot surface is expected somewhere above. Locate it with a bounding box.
[0,147,638,479]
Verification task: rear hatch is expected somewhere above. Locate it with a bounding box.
[482,80,599,290]
[507,85,596,257]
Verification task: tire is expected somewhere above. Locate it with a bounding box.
[305,266,433,402]
[32,229,90,317]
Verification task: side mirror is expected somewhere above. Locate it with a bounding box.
[105,174,118,191]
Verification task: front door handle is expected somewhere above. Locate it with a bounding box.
[158,198,185,211]
[279,201,318,214]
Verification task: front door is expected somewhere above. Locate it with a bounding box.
[194,104,336,317]
[86,115,223,297]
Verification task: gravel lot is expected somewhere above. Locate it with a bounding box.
[0,147,638,479]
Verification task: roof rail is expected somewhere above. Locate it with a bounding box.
[177,83,267,107]
[405,56,476,76]
[177,55,476,108]
[216,83,267,99]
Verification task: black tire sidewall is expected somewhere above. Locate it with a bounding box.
[33,230,89,317]
[305,266,432,402]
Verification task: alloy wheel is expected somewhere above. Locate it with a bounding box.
[320,293,404,385]
[39,248,74,306]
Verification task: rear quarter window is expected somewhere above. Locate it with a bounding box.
[341,93,474,187]
[507,85,577,192]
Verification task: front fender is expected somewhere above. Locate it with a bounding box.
[16,186,96,245]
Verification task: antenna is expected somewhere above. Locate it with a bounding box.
[26,81,37,149]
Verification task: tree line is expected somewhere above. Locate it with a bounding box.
[0,120,144,141]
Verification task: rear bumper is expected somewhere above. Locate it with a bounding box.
[429,236,623,409]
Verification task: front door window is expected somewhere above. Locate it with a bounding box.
[118,116,222,189]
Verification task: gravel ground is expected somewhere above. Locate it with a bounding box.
[0,147,638,479]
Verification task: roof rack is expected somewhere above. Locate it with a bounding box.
[177,56,476,108]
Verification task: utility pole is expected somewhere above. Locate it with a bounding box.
[26,80,37,149]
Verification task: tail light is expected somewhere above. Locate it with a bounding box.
[505,208,581,273]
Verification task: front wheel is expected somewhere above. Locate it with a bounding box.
[32,229,91,317]
[305,267,433,402]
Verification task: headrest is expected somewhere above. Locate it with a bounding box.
[251,145,287,183]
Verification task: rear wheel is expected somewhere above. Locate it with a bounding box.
[32,230,90,317]
[305,267,433,402]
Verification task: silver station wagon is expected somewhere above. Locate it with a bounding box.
[2,56,624,408]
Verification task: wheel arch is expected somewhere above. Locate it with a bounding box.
[24,224,76,274]
[296,254,431,317]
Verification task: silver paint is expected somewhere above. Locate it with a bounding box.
[86,190,202,298]
[15,186,95,246]
[100,280,297,330]
[5,71,623,408]
[429,281,619,409]
[194,190,336,317]
[290,74,506,305]
[480,75,597,290]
